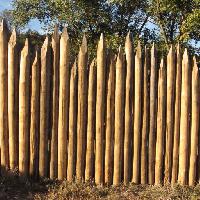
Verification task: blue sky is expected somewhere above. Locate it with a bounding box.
[0,0,43,33]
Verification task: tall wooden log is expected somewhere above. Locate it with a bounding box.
[0,20,9,173]
[8,29,19,170]
[189,57,200,186]
[132,41,142,184]
[85,60,96,181]
[148,43,157,184]
[141,47,150,184]
[67,61,78,181]
[155,59,167,185]
[76,35,88,181]
[165,45,175,183]
[19,39,30,177]
[113,47,125,185]
[30,49,40,178]
[39,37,51,177]
[178,48,191,185]
[95,34,106,184]
[57,28,70,180]
[172,44,182,184]
[124,32,133,184]
[105,53,115,185]
[50,25,60,179]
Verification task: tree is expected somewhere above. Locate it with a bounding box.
[0,9,16,30]
[4,0,199,57]
[149,0,200,47]
[11,0,153,55]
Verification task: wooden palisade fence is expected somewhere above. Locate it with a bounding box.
[0,20,200,186]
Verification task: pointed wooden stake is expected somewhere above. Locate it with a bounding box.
[57,27,70,180]
[155,59,167,185]
[85,59,96,181]
[39,37,51,178]
[178,48,191,185]
[172,43,182,184]
[0,19,9,174]
[19,39,30,177]
[124,32,133,185]
[95,33,106,185]
[30,49,40,179]
[141,46,150,184]
[8,29,19,170]
[67,60,78,181]
[148,43,158,184]
[132,41,142,184]
[113,46,125,185]
[76,35,88,181]
[189,57,200,186]
[50,24,60,179]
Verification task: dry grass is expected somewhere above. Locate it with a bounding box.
[0,173,200,200]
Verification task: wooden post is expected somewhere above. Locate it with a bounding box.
[95,34,106,184]
[113,47,125,185]
[50,25,60,179]
[57,28,70,180]
[19,39,30,177]
[67,61,78,181]
[8,29,19,170]
[178,48,191,185]
[172,44,182,184]
[0,20,9,173]
[124,32,133,184]
[148,43,157,185]
[76,35,88,181]
[39,37,51,177]
[30,49,40,178]
[165,45,175,183]
[85,60,96,181]
[141,47,150,184]
[132,41,142,184]
[105,53,115,185]
[155,59,167,185]
[189,57,200,186]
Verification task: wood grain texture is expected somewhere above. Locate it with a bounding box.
[58,28,70,180]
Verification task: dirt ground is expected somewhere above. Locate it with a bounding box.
[0,173,200,200]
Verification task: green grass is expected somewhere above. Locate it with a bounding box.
[1,173,200,199]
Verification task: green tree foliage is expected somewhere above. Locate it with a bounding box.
[11,0,155,56]
[5,0,200,58]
